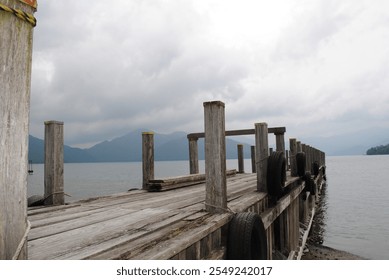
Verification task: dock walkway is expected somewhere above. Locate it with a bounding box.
[28,173,269,260]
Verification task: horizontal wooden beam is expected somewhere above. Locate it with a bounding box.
[187,127,286,140]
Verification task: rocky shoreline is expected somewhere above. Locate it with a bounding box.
[301,243,366,260]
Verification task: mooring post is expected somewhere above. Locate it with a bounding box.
[255,123,269,192]
[188,137,199,174]
[237,144,244,173]
[0,0,37,260]
[289,138,297,176]
[204,101,227,213]
[250,146,256,173]
[44,121,65,205]
[142,132,154,190]
[297,141,302,153]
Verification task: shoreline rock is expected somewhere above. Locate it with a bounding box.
[301,243,366,260]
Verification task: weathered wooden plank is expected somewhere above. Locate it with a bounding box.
[28,208,181,259]
[148,170,237,191]
[204,101,227,213]
[131,213,231,259]
[84,208,209,260]
[44,121,64,205]
[260,182,305,230]
[142,132,154,190]
[0,0,36,259]
[187,127,286,139]
[255,123,269,192]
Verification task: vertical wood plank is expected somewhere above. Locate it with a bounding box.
[44,121,64,205]
[255,123,269,192]
[289,138,297,177]
[0,0,36,259]
[188,138,199,174]
[237,144,244,173]
[251,146,256,173]
[204,101,227,213]
[142,132,154,190]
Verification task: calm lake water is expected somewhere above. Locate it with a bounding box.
[27,156,389,260]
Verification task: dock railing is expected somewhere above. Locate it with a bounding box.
[141,100,326,259]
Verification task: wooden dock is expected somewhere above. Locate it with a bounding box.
[27,101,326,260]
[28,172,317,260]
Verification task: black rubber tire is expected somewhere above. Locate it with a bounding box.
[227,212,268,260]
[312,161,320,176]
[267,151,286,198]
[296,152,306,177]
[27,195,45,207]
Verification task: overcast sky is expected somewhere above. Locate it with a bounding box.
[30,0,389,148]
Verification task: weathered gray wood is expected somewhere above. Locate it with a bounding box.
[250,146,256,173]
[289,138,298,176]
[44,121,64,205]
[260,181,305,230]
[204,101,227,213]
[147,170,237,191]
[188,138,199,174]
[0,0,36,260]
[237,144,244,173]
[296,141,302,153]
[187,127,286,140]
[142,132,154,190]
[255,123,269,192]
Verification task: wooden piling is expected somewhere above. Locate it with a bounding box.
[255,123,269,192]
[142,132,154,190]
[250,146,256,173]
[44,121,64,205]
[237,144,244,173]
[188,137,199,174]
[289,138,297,177]
[204,101,227,213]
[0,0,37,259]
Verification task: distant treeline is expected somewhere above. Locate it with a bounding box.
[366,144,389,155]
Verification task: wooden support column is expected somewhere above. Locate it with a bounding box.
[250,146,256,173]
[142,132,154,190]
[0,0,37,260]
[289,138,297,177]
[297,141,302,153]
[44,121,64,205]
[275,132,285,154]
[237,144,244,173]
[255,123,269,192]
[204,101,227,213]
[188,137,199,174]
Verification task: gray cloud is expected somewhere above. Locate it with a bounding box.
[30,0,389,149]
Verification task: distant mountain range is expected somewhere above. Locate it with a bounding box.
[28,125,389,163]
[28,129,254,163]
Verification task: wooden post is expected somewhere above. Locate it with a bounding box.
[44,121,64,205]
[250,146,256,173]
[204,101,227,213]
[289,138,297,176]
[237,144,244,173]
[142,132,154,190]
[275,132,285,154]
[0,0,37,259]
[255,123,269,192]
[297,141,302,153]
[285,150,289,170]
[188,137,199,174]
